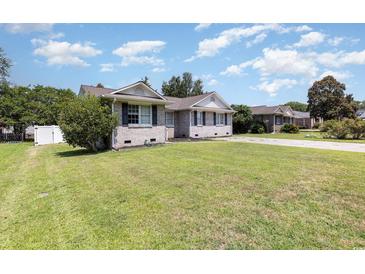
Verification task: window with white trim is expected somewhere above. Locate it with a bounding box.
[165,112,174,126]
[197,111,202,125]
[128,104,151,125]
[217,113,224,125]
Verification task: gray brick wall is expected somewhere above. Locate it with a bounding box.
[113,102,166,148]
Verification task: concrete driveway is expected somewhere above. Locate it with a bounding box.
[217,136,365,153]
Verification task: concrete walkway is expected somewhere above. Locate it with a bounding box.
[216,136,365,153]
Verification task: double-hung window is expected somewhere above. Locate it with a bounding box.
[128,104,151,125]
[165,112,174,126]
[217,113,224,125]
[197,111,202,126]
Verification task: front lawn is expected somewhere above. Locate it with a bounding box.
[0,142,365,249]
[239,131,365,143]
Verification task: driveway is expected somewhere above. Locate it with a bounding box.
[217,136,365,153]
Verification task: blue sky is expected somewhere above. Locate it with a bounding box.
[1,23,365,105]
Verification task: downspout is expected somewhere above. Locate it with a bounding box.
[273,115,276,133]
[111,98,116,150]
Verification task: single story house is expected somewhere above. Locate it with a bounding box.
[250,105,296,132]
[79,81,234,149]
[356,109,365,120]
[250,105,322,132]
[293,111,316,129]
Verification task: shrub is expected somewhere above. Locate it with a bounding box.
[322,120,350,139]
[320,119,365,139]
[320,120,337,132]
[59,95,118,152]
[251,121,266,134]
[280,123,299,133]
[346,118,365,139]
[231,104,253,134]
[312,122,321,129]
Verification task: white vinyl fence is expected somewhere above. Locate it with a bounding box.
[34,125,65,146]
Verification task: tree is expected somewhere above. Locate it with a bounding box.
[307,75,357,120]
[284,101,308,112]
[162,72,204,97]
[191,79,204,96]
[96,83,104,88]
[355,100,365,109]
[0,47,11,83]
[0,84,75,134]
[231,104,253,133]
[58,95,118,152]
[141,76,152,88]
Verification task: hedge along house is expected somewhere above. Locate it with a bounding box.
[79,81,234,148]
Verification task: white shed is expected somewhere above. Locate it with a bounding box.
[34,125,65,145]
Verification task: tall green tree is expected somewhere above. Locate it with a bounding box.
[284,101,308,112]
[0,84,75,133]
[141,76,152,88]
[231,104,253,134]
[0,47,11,83]
[162,72,204,97]
[307,75,357,120]
[59,95,118,152]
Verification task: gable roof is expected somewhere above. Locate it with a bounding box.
[79,82,232,110]
[250,105,295,117]
[165,92,213,110]
[111,81,166,101]
[165,92,234,112]
[79,85,116,96]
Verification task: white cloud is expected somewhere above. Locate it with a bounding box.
[293,32,326,47]
[2,23,53,33]
[194,23,212,32]
[256,78,298,97]
[220,59,256,76]
[246,33,267,48]
[207,79,219,86]
[252,48,318,78]
[112,40,166,68]
[314,49,365,67]
[32,39,102,67]
[121,56,164,67]
[113,40,165,57]
[185,24,284,61]
[152,67,166,73]
[100,63,116,72]
[319,70,352,81]
[328,36,344,46]
[48,32,65,39]
[294,25,312,32]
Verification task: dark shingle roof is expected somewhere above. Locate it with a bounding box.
[80,85,115,96]
[293,111,310,118]
[250,105,280,115]
[165,92,215,110]
[250,105,294,116]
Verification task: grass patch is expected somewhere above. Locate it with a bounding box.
[238,131,365,143]
[0,142,365,249]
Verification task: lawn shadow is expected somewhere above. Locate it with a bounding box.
[56,148,108,158]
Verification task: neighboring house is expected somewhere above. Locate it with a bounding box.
[250,105,295,132]
[356,109,365,120]
[293,111,316,129]
[79,81,234,149]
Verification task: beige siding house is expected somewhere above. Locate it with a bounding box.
[79,81,234,149]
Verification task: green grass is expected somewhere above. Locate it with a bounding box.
[1,142,365,249]
[238,131,365,143]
